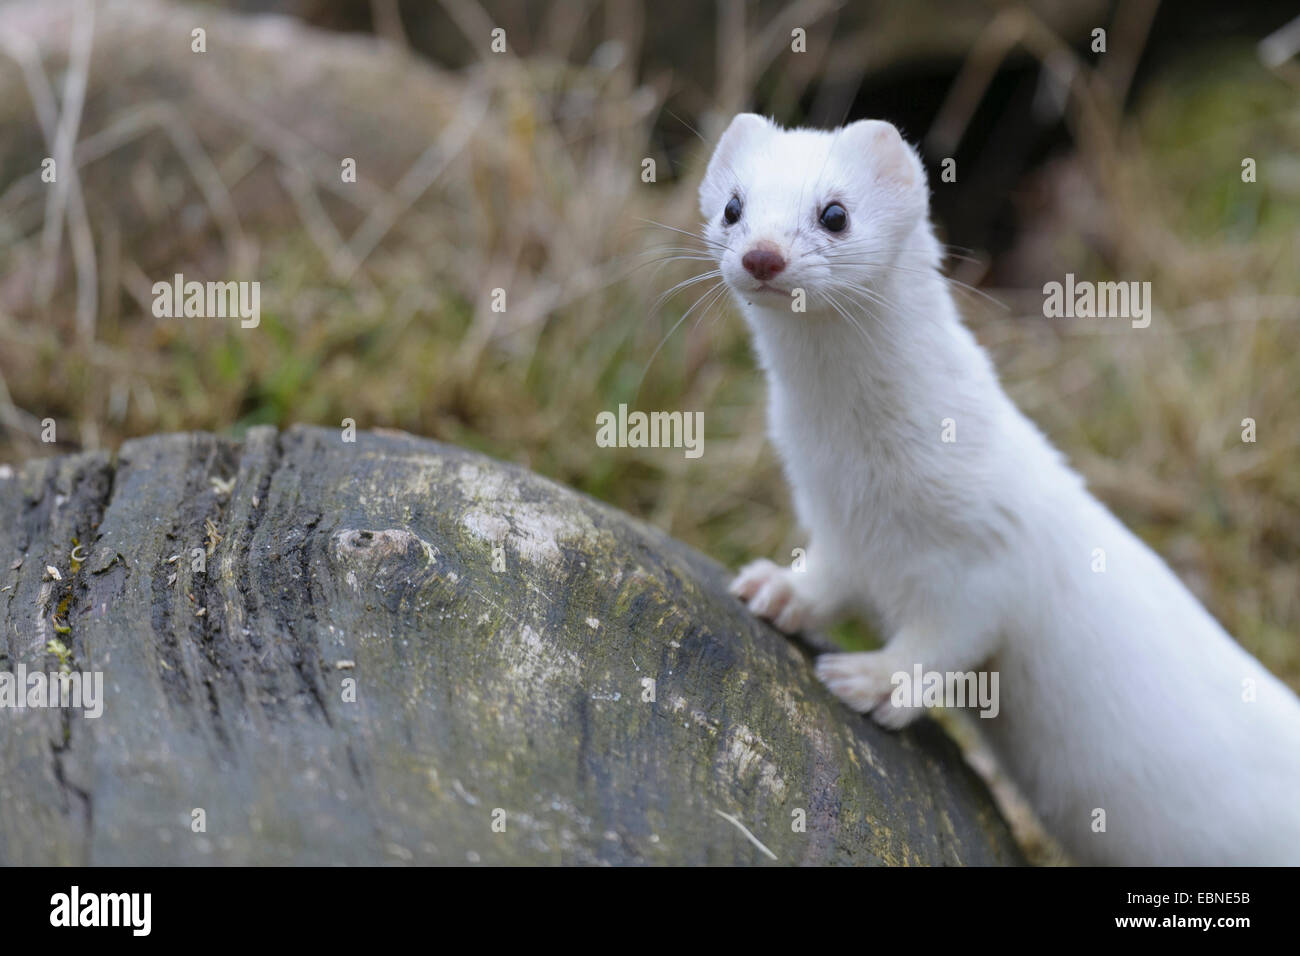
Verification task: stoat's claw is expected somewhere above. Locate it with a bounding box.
[731,559,811,635]
[815,651,916,729]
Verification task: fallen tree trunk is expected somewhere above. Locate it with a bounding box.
[0,426,1021,865]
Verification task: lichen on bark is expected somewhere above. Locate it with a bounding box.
[0,426,1022,864]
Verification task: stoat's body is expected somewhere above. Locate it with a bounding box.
[701,114,1300,865]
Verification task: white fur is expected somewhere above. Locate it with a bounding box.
[702,114,1300,865]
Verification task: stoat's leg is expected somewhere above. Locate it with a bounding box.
[729,554,842,635]
[816,622,998,730]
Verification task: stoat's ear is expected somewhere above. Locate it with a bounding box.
[699,113,768,217]
[841,119,923,188]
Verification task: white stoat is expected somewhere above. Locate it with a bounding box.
[699,113,1300,865]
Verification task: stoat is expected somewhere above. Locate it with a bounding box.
[700,113,1300,865]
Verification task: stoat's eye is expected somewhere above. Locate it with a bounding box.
[723,195,742,225]
[819,202,847,232]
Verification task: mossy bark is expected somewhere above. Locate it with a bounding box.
[0,426,1021,865]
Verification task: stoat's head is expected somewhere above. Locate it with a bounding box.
[698,114,930,308]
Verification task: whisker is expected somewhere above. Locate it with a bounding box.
[822,281,914,354]
[634,217,728,253]
[664,106,707,145]
[690,282,733,335]
[814,254,1009,311]
[818,288,878,352]
[647,269,723,316]
[827,276,908,320]
[626,253,717,275]
[634,246,718,260]
[637,279,726,393]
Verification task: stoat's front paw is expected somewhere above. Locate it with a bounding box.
[729,558,815,635]
[815,652,921,730]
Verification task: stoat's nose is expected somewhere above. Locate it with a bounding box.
[741,243,786,281]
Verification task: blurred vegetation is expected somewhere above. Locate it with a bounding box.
[1,0,1297,863]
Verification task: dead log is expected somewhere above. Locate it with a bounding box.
[0,426,1021,864]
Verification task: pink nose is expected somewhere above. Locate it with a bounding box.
[742,245,786,281]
